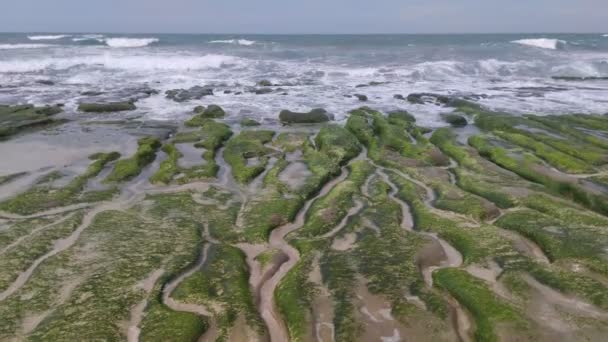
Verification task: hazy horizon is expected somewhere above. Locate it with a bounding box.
[1,0,606,34]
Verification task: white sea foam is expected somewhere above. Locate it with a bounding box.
[0,44,52,50]
[511,38,565,50]
[0,54,243,73]
[603,34,608,37]
[209,39,256,46]
[104,38,159,48]
[28,34,70,41]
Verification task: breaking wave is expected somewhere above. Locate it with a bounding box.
[104,38,159,48]
[511,38,565,50]
[0,54,243,73]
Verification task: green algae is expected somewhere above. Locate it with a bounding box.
[453,168,517,209]
[0,172,27,186]
[433,183,499,221]
[346,107,447,167]
[173,243,264,338]
[275,252,318,342]
[434,268,524,342]
[78,101,136,113]
[185,105,226,127]
[496,200,608,272]
[320,250,362,342]
[223,130,275,184]
[153,119,232,183]
[0,204,203,340]
[0,104,64,139]
[0,152,120,215]
[298,160,373,238]
[105,137,161,182]
[469,134,608,216]
[0,212,84,293]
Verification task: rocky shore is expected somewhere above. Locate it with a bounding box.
[1,95,608,342]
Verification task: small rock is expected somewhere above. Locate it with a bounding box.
[354,94,368,102]
[240,118,261,127]
[36,80,55,86]
[165,86,213,102]
[442,114,468,127]
[78,101,136,113]
[254,88,273,95]
[257,80,273,87]
[394,94,405,100]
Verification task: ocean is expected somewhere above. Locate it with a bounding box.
[1,33,608,127]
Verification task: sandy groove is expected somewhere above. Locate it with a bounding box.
[254,150,365,342]
[0,203,93,220]
[0,212,77,256]
[366,155,471,342]
[127,268,165,342]
[161,224,220,342]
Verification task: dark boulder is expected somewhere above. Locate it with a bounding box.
[165,86,213,102]
[36,80,55,86]
[394,94,405,100]
[442,114,468,127]
[253,88,273,95]
[279,108,332,124]
[407,93,451,105]
[354,94,368,102]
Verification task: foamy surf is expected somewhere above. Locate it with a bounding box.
[28,35,71,40]
[0,44,51,50]
[0,54,243,73]
[511,38,565,50]
[209,39,256,46]
[105,38,159,48]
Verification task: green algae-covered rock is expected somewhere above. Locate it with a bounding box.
[185,105,226,127]
[78,101,136,113]
[0,104,64,139]
[257,79,273,87]
[388,110,416,123]
[279,108,332,124]
[105,137,161,182]
[240,118,261,127]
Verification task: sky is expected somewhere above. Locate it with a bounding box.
[1,0,607,34]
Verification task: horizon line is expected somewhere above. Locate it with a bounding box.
[2,31,606,36]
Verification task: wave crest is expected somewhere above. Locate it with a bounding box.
[105,38,159,48]
[511,38,565,50]
[209,39,256,46]
[28,35,70,41]
[0,44,52,50]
